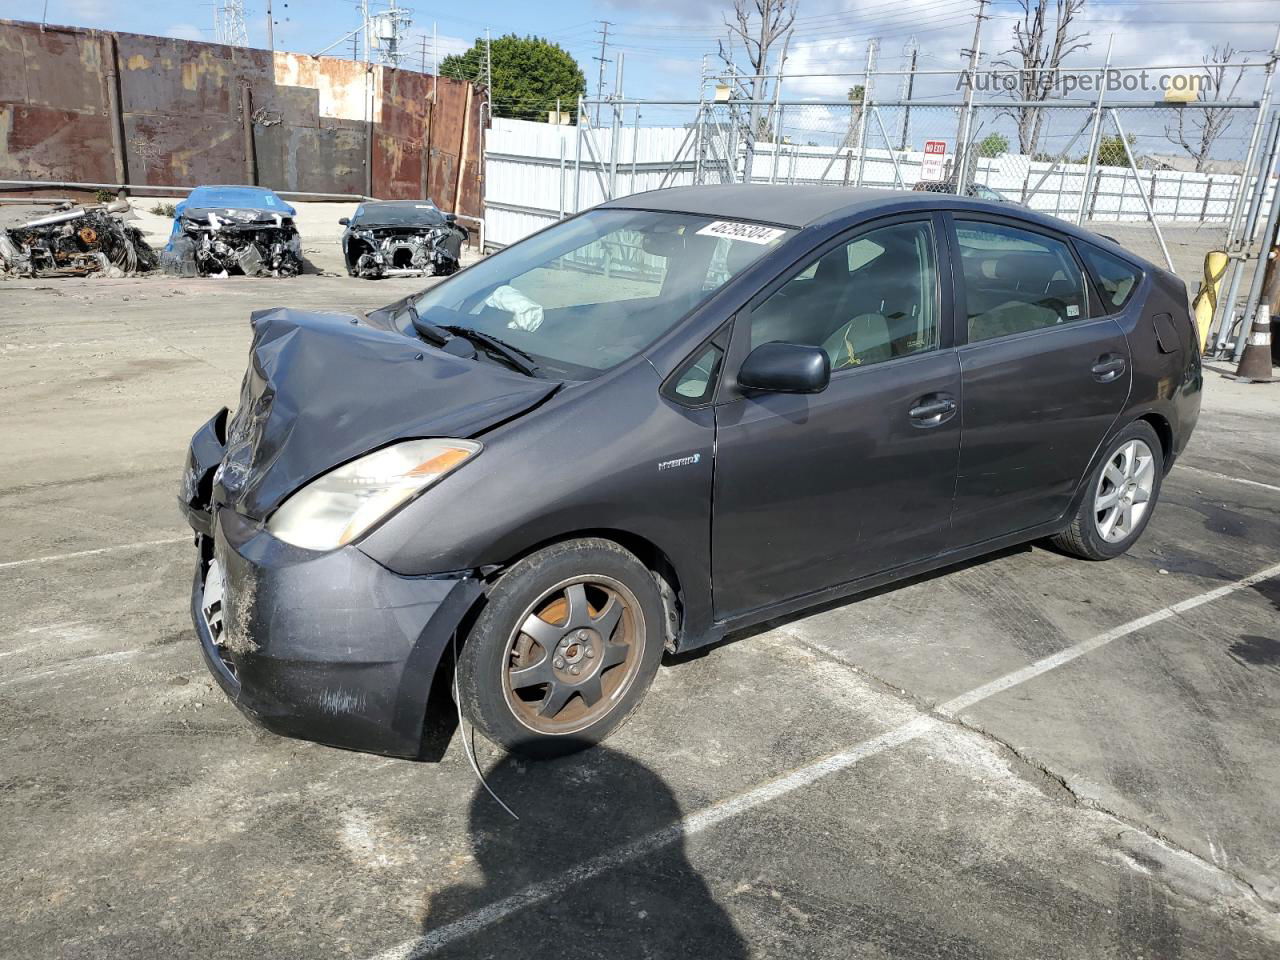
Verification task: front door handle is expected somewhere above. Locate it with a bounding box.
[909,394,957,426]
[1092,355,1127,382]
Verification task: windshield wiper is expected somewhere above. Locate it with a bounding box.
[401,301,453,347]
[439,325,541,377]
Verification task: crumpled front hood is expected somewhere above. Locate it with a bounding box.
[214,307,558,520]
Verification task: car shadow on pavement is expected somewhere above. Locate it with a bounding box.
[417,744,749,958]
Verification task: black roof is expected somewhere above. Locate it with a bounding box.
[601,184,1161,273]
[602,184,906,229]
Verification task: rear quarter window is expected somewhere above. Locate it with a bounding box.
[1078,244,1142,312]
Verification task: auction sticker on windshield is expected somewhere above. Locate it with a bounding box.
[696,220,788,245]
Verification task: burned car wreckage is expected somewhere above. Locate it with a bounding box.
[0,199,157,278]
[340,200,468,279]
[162,186,303,278]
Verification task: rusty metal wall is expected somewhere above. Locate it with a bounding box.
[0,19,484,218]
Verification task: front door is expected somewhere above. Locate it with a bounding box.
[711,216,962,621]
[946,216,1131,546]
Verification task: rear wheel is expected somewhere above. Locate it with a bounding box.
[456,538,664,757]
[1052,420,1163,560]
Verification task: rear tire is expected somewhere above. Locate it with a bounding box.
[1052,420,1164,560]
[456,538,665,758]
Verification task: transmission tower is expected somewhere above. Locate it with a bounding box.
[214,0,249,47]
[367,0,414,66]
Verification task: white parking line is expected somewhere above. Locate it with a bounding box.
[368,558,1280,960]
[0,537,188,571]
[1177,465,1280,495]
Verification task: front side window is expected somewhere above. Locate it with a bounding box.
[1079,243,1141,311]
[955,220,1087,343]
[748,220,939,372]
[412,210,793,379]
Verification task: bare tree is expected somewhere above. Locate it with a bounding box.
[993,0,1091,156]
[1165,45,1248,172]
[719,0,798,140]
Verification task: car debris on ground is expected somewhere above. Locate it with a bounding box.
[160,186,304,279]
[340,200,469,279]
[0,199,158,278]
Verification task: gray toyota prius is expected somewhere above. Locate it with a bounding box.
[180,185,1202,759]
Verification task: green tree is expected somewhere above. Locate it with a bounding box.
[1094,133,1138,167]
[441,34,585,122]
[977,133,1009,158]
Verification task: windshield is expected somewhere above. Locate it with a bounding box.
[352,202,445,227]
[412,209,794,379]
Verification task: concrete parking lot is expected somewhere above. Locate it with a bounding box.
[3,267,1279,959]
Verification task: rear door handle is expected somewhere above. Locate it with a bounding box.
[909,394,957,426]
[1092,355,1127,382]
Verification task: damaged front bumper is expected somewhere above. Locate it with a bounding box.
[181,411,483,758]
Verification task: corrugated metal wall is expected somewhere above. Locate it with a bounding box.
[0,19,484,218]
[484,118,697,248]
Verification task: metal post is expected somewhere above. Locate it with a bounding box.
[1212,111,1280,353]
[1234,169,1280,361]
[266,0,274,50]
[608,54,624,199]
[874,108,906,189]
[854,41,876,188]
[558,105,566,219]
[573,96,584,213]
[630,106,640,194]
[1224,25,1280,245]
[694,101,706,185]
[1110,109,1173,271]
[1076,35,1113,225]
[770,105,783,184]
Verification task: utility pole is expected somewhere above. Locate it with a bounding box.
[266,0,274,51]
[485,29,492,92]
[593,20,612,125]
[900,38,918,150]
[953,0,988,193]
[420,34,428,74]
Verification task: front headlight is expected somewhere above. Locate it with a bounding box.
[266,438,481,551]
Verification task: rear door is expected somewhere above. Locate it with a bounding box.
[946,215,1131,547]
[711,214,962,620]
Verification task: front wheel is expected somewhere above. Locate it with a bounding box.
[1052,420,1164,560]
[456,539,665,758]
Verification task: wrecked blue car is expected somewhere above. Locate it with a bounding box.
[161,185,303,278]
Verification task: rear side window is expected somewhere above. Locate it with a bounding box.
[955,220,1087,343]
[1078,243,1141,311]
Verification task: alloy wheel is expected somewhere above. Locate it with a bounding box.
[501,575,645,735]
[1094,439,1155,543]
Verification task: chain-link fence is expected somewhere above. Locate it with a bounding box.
[485,84,1273,302]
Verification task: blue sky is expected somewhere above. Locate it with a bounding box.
[5,0,1278,106]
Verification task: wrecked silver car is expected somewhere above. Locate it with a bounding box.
[0,199,157,278]
[339,200,468,279]
[161,185,303,278]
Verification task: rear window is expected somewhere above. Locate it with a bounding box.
[954,221,1087,344]
[1079,244,1142,311]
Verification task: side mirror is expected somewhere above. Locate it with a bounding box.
[444,213,457,223]
[738,342,830,394]
[338,217,350,226]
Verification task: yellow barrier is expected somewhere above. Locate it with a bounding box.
[1192,250,1229,350]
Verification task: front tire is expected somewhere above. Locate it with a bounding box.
[456,538,665,758]
[1052,420,1164,560]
